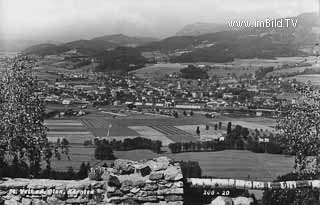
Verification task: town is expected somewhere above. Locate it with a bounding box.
[32,50,306,120]
[1,0,320,204]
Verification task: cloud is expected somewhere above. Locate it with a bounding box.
[1,0,317,41]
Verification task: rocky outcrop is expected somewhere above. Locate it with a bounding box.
[0,157,183,204]
[210,196,254,205]
[104,157,184,204]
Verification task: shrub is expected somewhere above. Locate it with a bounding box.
[262,172,320,205]
[94,143,115,160]
[83,140,93,146]
[180,161,202,178]
[77,162,89,179]
[88,167,105,181]
[95,137,162,154]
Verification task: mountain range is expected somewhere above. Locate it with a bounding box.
[21,12,320,64]
[175,22,229,36]
[140,13,320,62]
[21,34,157,56]
[0,39,61,52]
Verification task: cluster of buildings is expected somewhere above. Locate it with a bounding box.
[34,59,300,118]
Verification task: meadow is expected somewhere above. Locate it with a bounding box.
[45,119,95,144]
[176,124,225,140]
[131,63,186,79]
[287,74,320,86]
[46,114,285,182]
[131,57,317,80]
[51,148,293,181]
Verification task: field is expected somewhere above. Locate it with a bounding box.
[131,57,318,80]
[46,115,212,145]
[288,74,320,86]
[187,57,316,69]
[128,126,173,146]
[45,120,95,144]
[51,148,293,181]
[118,150,294,181]
[228,119,276,133]
[176,124,225,140]
[150,125,198,142]
[111,117,211,127]
[131,63,187,79]
[81,118,140,137]
[34,70,60,81]
[46,115,288,182]
[33,63,74,81]
[207,66,259,79]
[266,65,320,77]
[45,115,277,144]
[233,117,276,128]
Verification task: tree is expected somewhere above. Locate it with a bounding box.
[196,126,200,136]
[96,47,147,73]
[0,57,52,176]
[183,110,187,116]
[77,162,89,179]
[219,122,222,129]
[61,138,69,146]
[260,82,320,205]
[94,142,115,160]
[180,65,209,79]
[66,166,75,180]
[83,140,93,146]
[262,172,320,205]
[173,111,179,118]
[227,122,232,135]
[61,138,69,155]
[241,127,249,138]
[277,83,320,174]
[180,161,202,178]
[233,125,242,137]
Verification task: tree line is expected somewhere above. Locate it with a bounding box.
[169,141,227,153]
[0,159,91,180]
[169,122,283,155]
[93,137,163,160]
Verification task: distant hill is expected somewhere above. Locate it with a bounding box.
[95,47,147,73]
[139,13,320,63]
[171,33,302,63]
[22,34,158,56]
[22,43,69,56]
[176,22,228,36]
[22,13,320,63]
[0,40,61,52]
[91,34,157,47]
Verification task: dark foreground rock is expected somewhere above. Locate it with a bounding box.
[0,157,183,204]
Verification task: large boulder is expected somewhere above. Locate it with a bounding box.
[101,170,110,181]
[164,166,183,181]
[146,157,171,171]
[211,196,234,205]
[165,195,183,202]
[136,165,151,177]
[107,175,121,187]
[232,197,254,205]
[120,179,134,193]
[149,171,164,181]
[133,180,146,188]
[113,159,136,175]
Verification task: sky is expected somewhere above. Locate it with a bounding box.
[0,0,318,42]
